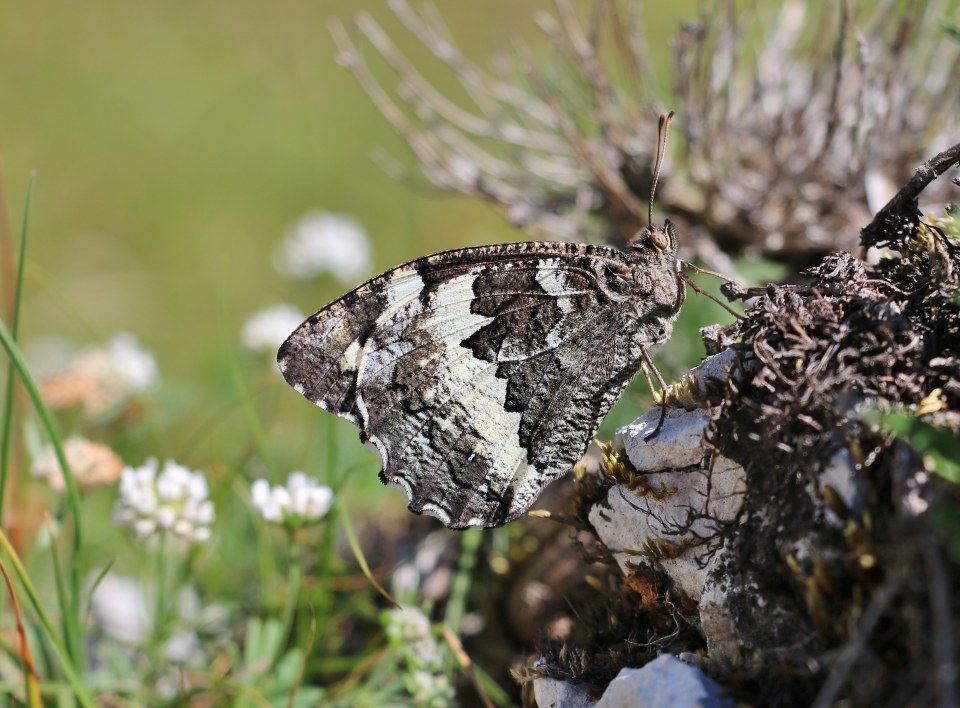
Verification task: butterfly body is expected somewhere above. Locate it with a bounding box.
[278,223,684,528]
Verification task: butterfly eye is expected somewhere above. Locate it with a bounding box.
[650,228,670,251]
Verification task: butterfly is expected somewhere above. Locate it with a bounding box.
[278,113,685,529]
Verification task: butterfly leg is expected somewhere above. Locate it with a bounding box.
[639,346,669,440]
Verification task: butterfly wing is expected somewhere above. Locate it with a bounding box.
[278,242,649,528]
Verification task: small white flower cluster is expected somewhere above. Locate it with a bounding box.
[241,304,305,353]
[384,606,452,705]
[407,670,456,708]
[31,436,123,492]
[251,472,334,526]
[385,605,432,645]
[113,459,215,543]
[88,573,231,670]
[101,333,160,394]
[273,210,371,283]
[38,333,160,418]
[384,606,445,670]
[88,572,150,645]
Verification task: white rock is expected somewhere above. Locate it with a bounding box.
[615,408,712,472]
[814,449,861,525]
[697,571,742,658]
[595,655,733,708]
[533,677,599,708]
[589,455,745,600]
[679,349,739,398]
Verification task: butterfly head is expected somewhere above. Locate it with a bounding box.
[626,218,685,317]
[628,219,680,262]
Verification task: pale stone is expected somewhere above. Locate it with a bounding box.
[698,571,742,658]
[615,408,712,472]
[683,349,739,396]
[533,677,599,708]
[814,449,862,526]
[588,455,745,601]
[595,655,733,708]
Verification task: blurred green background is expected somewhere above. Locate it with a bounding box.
[1,0,705,519]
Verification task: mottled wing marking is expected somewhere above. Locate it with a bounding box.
[276,266,425,424]
[278,242,649,528]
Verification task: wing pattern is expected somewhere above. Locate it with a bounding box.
[278,241,655,528]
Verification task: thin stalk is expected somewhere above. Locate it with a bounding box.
[0,528,95,708]
[0,551,41,706]
[311,415,342,644]
[444,529,481,633]
[310,505,340,645]
[0,174,35,522]
[340,508,397,608]
[45,516,85,674]
[218,280,277,476]
[287,606,316,708]
[250,485,279,609]
[275,541,303,668]
[0,318,85,667]
[227,353,276,473]
[148,533,168,675]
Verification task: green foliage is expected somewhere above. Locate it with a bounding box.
[933,503,960,562]
[865,409,960,484]
[233,617,325,707]
[865,407,960,565]
[942,17,960,41]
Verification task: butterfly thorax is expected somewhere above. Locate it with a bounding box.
[622,221,685,346]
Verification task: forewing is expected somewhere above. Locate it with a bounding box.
[277,261,423,425]
[278,242,645,528]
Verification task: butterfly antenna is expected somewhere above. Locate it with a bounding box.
[648,110,674,226]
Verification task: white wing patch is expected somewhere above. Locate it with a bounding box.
[355,271,533,525]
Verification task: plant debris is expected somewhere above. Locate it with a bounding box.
[701,156,960,703]
[529,146,960,707]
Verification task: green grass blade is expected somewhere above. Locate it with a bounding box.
[445,529,481,633]
[0,318,86,670]
[0,550,42,706]
[45,518,85,674]
[0,528,95,708]
[340,508,398,608]
[82,559,115,621]
[276,558,303,668]
[0,173,35,523]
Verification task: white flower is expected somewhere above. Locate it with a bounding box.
[384,606,444,670]
[251,472,333,526]
[164,630,202,665]
[242,304,305,353]
[88,572,150,645]
[407,670,455,707]
[385,606,432,644]
[38,333,159,418]
[273,210,371,283]
[104,333,160,393]
[113,459,215,543]
[31,436,123,492]
[88,574,230,665]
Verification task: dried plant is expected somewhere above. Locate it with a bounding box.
[675,0,960,263]
[331,0,960,271]
[329,0,664,247]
